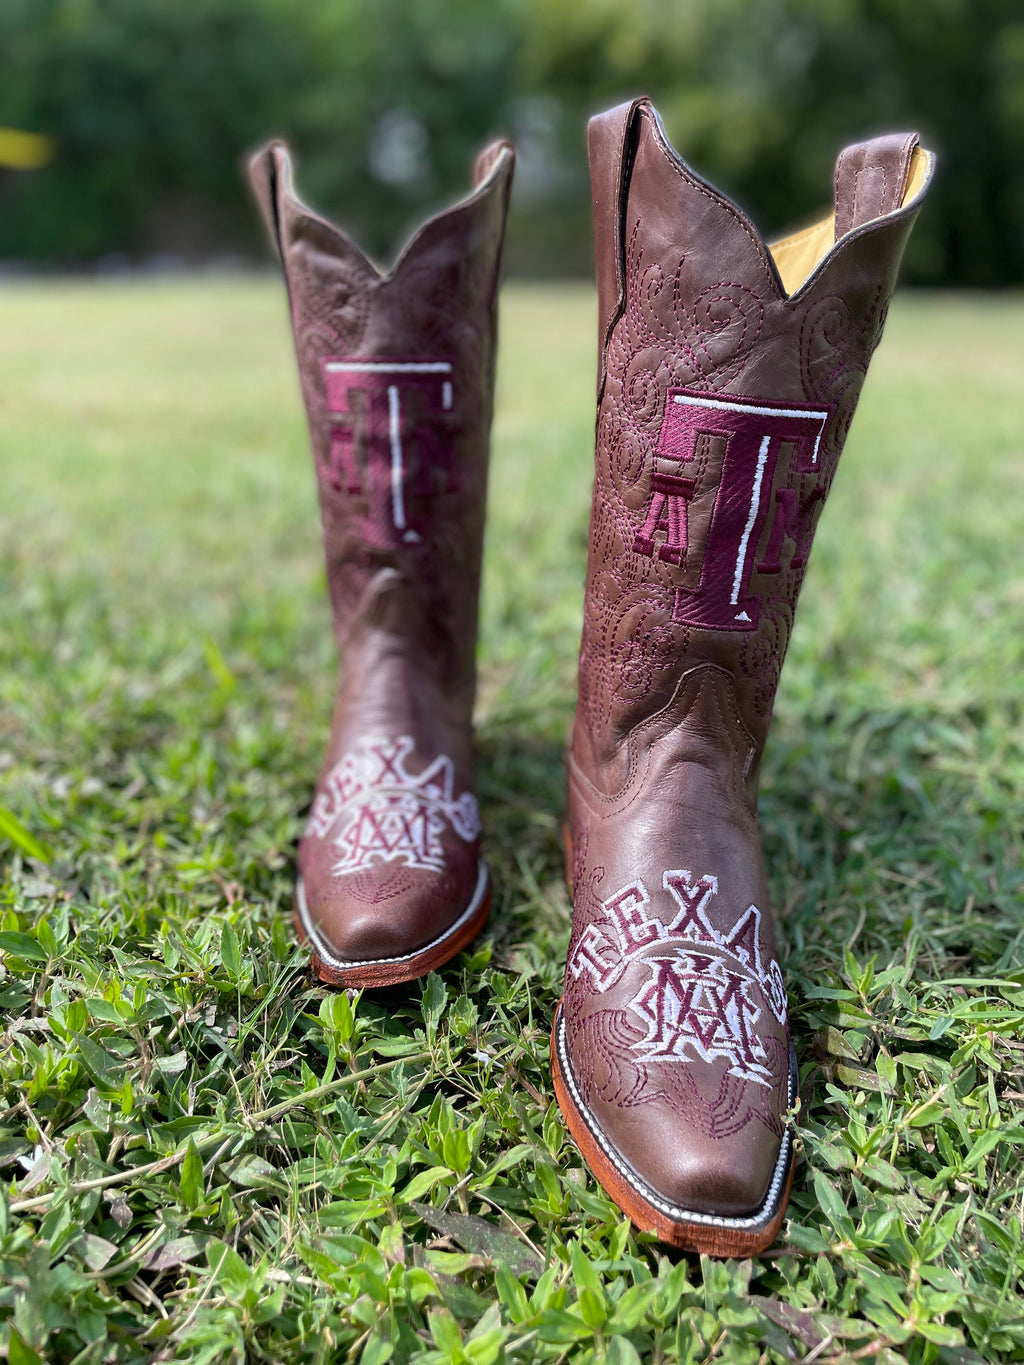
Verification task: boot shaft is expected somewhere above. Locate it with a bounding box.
[249,141,514,717]
[577,100,933,791]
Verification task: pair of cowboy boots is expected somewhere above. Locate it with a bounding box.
[250,99,933,1256]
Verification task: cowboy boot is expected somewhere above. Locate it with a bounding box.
[249,138,514,987]
[551,99,933,1254]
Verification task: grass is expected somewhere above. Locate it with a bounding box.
[0,278,1022,1364]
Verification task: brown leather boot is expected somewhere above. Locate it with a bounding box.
[552,99,932,1254]
[249,138,514,988]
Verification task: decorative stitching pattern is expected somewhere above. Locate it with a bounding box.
[577,177,898,760]
[279,201,500,669]
[295,861,488,969]
[555,1006,795,1230]
[568,869,788,1086]
[564,997,789,1140]
[630,390,831,631]
[307,735,480,875]
[562,111,925,1231]
[322,358,457,549]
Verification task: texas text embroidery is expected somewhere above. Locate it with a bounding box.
[308,736,480,875]
[323,358,456,545]
[568,870,788,1086]
[633,389,831,631]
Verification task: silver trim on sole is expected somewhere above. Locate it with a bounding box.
[555,1006,795,1232]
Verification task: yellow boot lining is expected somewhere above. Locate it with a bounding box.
[768,146,933,296]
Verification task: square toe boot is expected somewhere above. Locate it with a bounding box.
[551,99,933,1254]
[249,138,514,988]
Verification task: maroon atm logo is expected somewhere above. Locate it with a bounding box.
[323,359,455,546]
[633,389,832,631]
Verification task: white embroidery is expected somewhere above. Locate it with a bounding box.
[660,393,835,625]
[325,361,453,375]
[567,868,788,1086]
[670,391,829,464]
[630,949,775,1085]
[733,433,772,606]
[387,383,408,534]
[325,359,454,545]
[307,735,480,875]
[569,879,660,992]
[663,870,788,1027]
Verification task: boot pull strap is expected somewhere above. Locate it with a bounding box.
[473,138,514,187]
[833,132,919,242]
[247,140,291,261]
[588,97,647,397]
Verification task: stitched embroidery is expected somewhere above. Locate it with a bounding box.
[307,735,480,874]
[568,868,787,1085]
[577,204,891,753]
[567,1002,788,1137]
[630,952,775,1085]
[322,359,456,546]
[632,390,831,631]
[568,879,658,991]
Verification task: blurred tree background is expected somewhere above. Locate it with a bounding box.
[0,0,1021,284]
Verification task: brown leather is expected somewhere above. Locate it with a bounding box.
[589,96,645,398]
[834,132,919,240]
[248,138,514,985]
[558,99,932,1244]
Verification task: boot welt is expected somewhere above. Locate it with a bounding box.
[551,1001,797,1256]
[293,861,490,988]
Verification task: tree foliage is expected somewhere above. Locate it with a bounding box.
[0,0,1021,283]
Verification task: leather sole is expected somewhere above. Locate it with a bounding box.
[550,1000,796,1256]
[293,860,491,988]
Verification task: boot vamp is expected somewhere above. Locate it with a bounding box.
[298,653,482,965]
[298,822,482,965]
[565,753,791,1218]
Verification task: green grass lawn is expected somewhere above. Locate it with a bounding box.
[0,279,1022,1364]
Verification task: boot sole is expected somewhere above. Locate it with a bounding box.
[551,1001,796,1255]
[293,860,491,988]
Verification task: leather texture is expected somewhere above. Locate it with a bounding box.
[249,138,514,983]
[560,99,931,1238]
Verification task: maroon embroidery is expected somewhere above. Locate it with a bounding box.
[633,468,696,563]
[577,203,899,759]
[631,950,775,1085]
[663,869,718,928]
[567,1005,787,1139]
[633,390,832,631]
[570,924,620,992]
[606,880,663,951]
[567,866,788,1088]
[322,358,456,548]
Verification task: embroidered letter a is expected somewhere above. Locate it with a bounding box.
[634,389,831,630]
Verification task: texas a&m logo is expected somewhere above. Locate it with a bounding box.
[568,869,787,1086]
[633,389,832,631]
[307,735,480,875]
[323,359,456,546]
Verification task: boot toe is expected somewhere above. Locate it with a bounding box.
[557,997,794,1235]
[620,1119,785,1220]
[296,837,487,980]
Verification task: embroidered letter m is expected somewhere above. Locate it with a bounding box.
[634,389,831,631]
